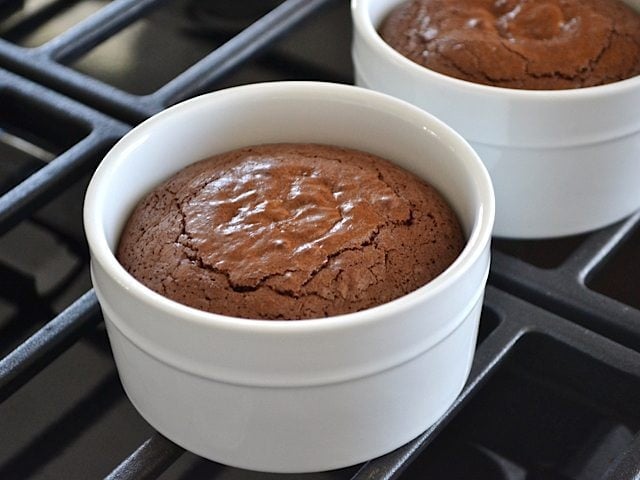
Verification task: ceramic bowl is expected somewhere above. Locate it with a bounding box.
[352,0,640,238]
[84,81,494,472]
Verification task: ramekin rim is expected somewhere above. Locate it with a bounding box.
[351,0,640,100]
[84,81,495,335]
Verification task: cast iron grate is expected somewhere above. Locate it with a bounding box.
[0,1,639,479]
[491,212,640,352]
[0,0,350,124]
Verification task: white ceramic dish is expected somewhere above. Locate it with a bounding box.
[84,81,494,473]
[352,0,640,238]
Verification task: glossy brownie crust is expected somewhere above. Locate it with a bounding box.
[380,0,640,89]
[117,143,465,320]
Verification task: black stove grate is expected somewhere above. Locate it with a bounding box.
[1,1,639,479]
[0,0,347,123]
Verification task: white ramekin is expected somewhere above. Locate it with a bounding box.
[84,81,494,473]
[352,0,640,238]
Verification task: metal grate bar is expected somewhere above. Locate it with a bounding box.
[0,0,341,123]
[0,290,102,404]
[42,0,170,61]
[490,213,640,352]
[151,0,338,106]
[0,69,130,232]
[105,433,185,480]
[0,133,109,234]
[602,433,640,480]
[554,212,640,279]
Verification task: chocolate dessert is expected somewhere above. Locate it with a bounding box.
[379,0,640,89]
[117,143,465,320]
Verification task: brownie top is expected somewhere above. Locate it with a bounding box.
[117,143,465,320]
[379,0,640,89]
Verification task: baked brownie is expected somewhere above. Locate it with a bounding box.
[379,0,640,89]
[117,143,465,320]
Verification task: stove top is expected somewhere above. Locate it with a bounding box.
[1,1,639,479]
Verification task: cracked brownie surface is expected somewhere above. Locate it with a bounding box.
[379,0,640,89]
[116,143,465,320]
